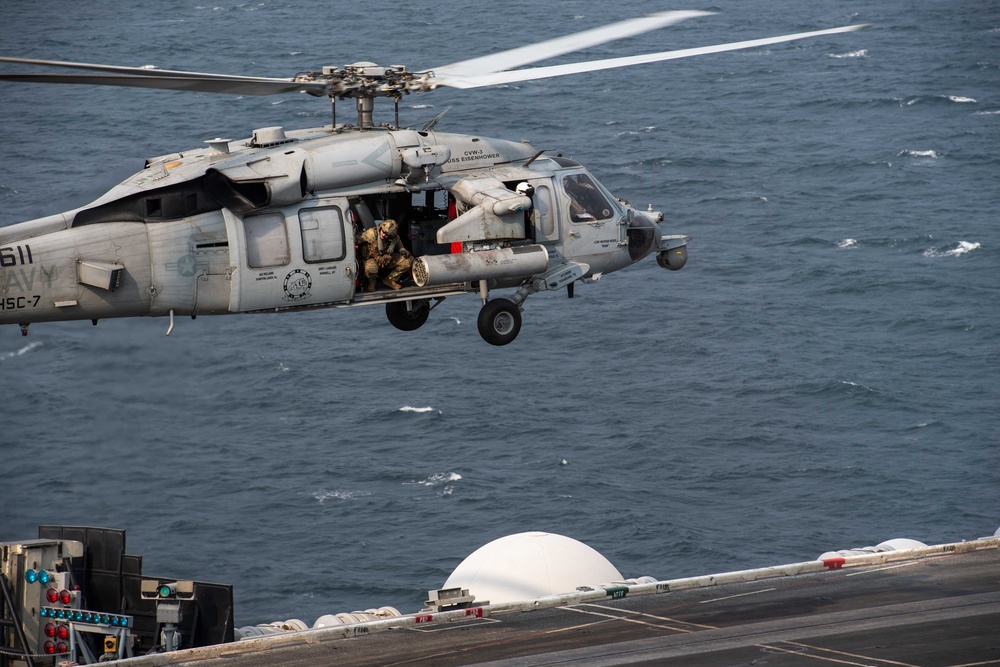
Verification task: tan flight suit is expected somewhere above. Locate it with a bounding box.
[358,221,412,290]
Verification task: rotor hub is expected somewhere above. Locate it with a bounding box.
[294,63,433,100]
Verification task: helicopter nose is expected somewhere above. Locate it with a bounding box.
[626,210,657,261]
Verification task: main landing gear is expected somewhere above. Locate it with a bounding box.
[474,280,536,346]
[385,299,430,331]
[382,283,536,346]
[477,298,521,346]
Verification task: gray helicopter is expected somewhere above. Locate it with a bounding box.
[0,12,864,345]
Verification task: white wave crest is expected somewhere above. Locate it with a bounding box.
[1,341,42,361]
[946,95,977,103]
[838,238,858,249]
[924,241,981,258]
[898,149,940,159]
[399,406,438,414]
[313,489,372,504]
[840,380,874,393]
[409,472,462,487]
[974,110,1000,115]
[829,49,868,59]
[615,126,658,138]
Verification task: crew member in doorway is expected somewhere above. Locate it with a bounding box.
[359,219,412,291]
[516,182,535,240]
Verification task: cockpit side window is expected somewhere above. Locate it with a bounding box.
[563,173,615,223]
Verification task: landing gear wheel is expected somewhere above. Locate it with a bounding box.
[385,299,430,331]
[477,298,522,346]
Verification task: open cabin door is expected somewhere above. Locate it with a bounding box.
[224,198,356,312]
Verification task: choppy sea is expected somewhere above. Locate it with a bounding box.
[1,0,997,628]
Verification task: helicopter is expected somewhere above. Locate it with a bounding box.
[0,12,865,345]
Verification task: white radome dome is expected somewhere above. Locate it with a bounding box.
[443,532,623,604]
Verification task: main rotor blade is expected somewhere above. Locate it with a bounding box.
[429,10,714,79]
[0,57,328,95]
[433,24,868,89]
[0,72,326,95]
[0,56,281,80]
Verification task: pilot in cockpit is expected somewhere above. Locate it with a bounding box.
[565,176,598,222]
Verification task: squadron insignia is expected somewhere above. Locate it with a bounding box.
[283,269,312,301]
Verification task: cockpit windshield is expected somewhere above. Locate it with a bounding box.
[562,172,616,223]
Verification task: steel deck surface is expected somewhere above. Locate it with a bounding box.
[117,545,1000,667]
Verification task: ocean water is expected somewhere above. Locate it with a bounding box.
[1,0,998,628]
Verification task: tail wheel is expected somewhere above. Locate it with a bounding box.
[386,299,430,331]
[477,298,522,346]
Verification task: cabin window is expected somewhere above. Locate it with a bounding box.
[563,173,615,223]
[299,207,346,263]
[244,212,290,268]
[533,184,556,238]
